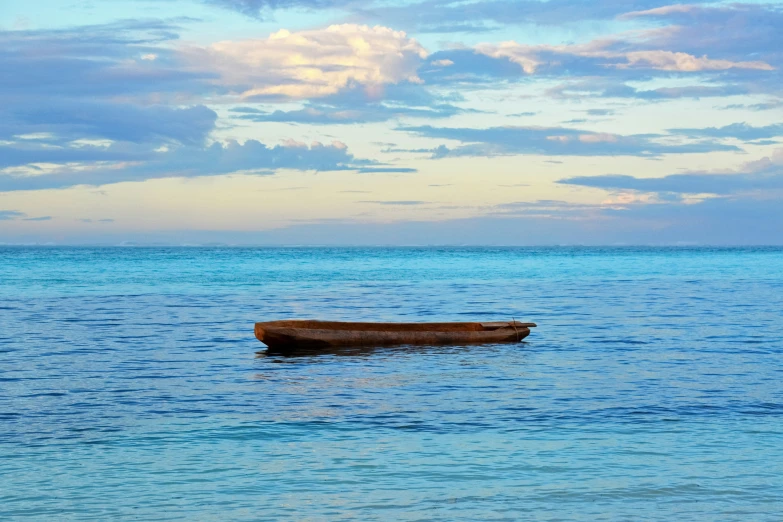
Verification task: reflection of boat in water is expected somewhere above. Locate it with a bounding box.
[254,320,537,351]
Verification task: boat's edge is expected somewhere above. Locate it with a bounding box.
[256,319,535,332]
[255,321,532,350]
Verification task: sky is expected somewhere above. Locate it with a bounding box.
[1,0,782,245]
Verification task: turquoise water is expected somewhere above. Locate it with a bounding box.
[1,247,782,520]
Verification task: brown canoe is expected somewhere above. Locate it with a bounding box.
[255,320,536,350]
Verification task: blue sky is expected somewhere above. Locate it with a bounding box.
[1,0,782,244]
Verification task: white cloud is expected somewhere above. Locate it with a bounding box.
[620,4,699,19]
[740,148,783,172]
[619,51,773,72]
[183,24,429,100]
[475,38,773,74]
[475,42,543,74]
[578,133,619,143]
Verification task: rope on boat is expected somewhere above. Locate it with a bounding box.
[511,317,519,341]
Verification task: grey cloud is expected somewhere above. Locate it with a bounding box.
[413,3,781,102]
[0,210,25,220]
[668,123,783,142]
[624,4,783,60]
[721,101,783,112]
[0,139,168,169]
[0,20,452,184]
[619,5,783,99]
[747,140,781,146]
[495,200,603,211]
[360,200,428,205]
[420,52,766,103]
[586,109,615,116]
[0,20,220,158]
[232,103,463,125]
[0,210,51,222]
[547,79,750,101]
[407,23,497,34]
[399,125,741,158]
[558,169,783,196]
[205,0,346,18]
[231,84,469,125]
[356,167,417,173]
[1,103,217,145]
[79,218,114,223]
[419,49,531,85]
[1,21,423,192]
[0,140,383,191]
[0,20,211,100]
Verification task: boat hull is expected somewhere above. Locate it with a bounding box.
[255,320,533,350]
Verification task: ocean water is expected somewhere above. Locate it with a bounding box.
[1,246,782,521]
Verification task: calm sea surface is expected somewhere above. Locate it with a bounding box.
[1,247,782,520]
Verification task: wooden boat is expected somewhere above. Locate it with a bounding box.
[255,320,536,350]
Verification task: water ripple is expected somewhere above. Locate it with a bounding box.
[1,247,782,520]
